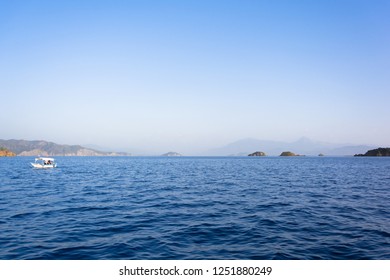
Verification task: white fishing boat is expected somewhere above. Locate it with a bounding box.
[31,157,57,168]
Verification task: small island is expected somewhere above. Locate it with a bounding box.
[280,151,298,157]
[161,152,182,157]
[248,151,266,156]
[0,147,16,157]
[354,148,390,157]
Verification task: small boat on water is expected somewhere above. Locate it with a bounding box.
[31,157,57,168]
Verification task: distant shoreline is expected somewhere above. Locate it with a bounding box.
[1,139,388,157]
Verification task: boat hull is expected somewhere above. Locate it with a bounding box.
[31,163,57,168]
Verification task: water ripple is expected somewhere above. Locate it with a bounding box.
[0,156,389,259]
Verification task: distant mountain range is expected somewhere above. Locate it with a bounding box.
[0,137,379,157]
[0,139,130,156]
[206,137,376,156]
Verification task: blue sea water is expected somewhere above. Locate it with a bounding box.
[0,156,389,260]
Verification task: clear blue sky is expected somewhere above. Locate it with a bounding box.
[1,0,389,154]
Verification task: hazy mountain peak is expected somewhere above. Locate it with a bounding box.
[0,139,130,156]
[206,137,375,156]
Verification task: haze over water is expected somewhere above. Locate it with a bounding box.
[1,0,389,153]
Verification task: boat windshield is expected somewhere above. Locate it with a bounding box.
[35,157,55,165]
